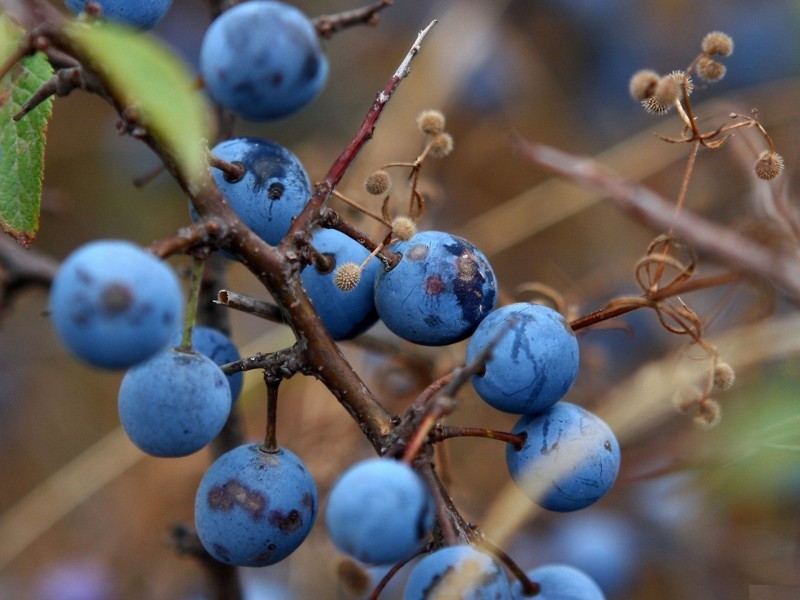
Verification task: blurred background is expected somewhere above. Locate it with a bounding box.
[1,0,800,598]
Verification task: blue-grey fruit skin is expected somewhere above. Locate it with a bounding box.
[65,0,173,29]
[200,1,328,120]
[506,403,620,512]
[194,443,318,567]
[467,303,579,415]
[301,228,380,340]
[511,564,605,599]
[325,458,434,565]
[171,326,243,403]
[199,137,311,247]
[118,348,231,457]
[49,239,183,370]
[404,546,513,600]
[374,231,497,346]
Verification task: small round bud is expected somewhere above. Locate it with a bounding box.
[754,151,784,180]
[629,69,659,101]
[333,262,362,292]
[642,71,689,114]
[364,170,392,195]
[693,398,722,430]
[713,362,736,391]
[429,132,454,158]
[671,386,703,415]
[417,109,446,136]
[702,31,734,57]
[391,216,417,241]
[696,56,727,82]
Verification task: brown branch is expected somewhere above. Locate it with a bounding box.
[313,0,394,39]
[515,137,800,303]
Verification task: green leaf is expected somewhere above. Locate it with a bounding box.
[66,21,211,187]
[0,15,54,248]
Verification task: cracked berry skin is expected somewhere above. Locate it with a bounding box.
[65,0,173,30]
[196,137,312,247]
[506,402,620,512]
[374,231,497,346]
[171,326,243,403]
[194,443,318,567]
[200,1,328,120]
[404,545,513,600]
[511,564,605,600]
[301,228,380,340]
[118,347,231,457]
[325,458,434,565]
[467,303,579,415]
[49,240,183,370]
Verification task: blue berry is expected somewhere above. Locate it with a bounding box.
[325,458,434,565]
[511,564,605,599]
[301,228,380,340]
[198,137,312,247]
[172,326,243,403]
[49,240,183,369]
[194,443,318,567]
[118,347,231,457]
[466,303,579,415]
[200,1,328,120]
[65,0,172,30]
[374,231,497,346]
[506,402,620,512]
[404,546,513,599]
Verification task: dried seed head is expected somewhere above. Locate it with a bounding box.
[671,386,704,415]
[702,31,734,57]
[693,398,722,430]
[642,71,690,114]
[629,69,660,101]
[429,132,454,158]
[333,262,362,292]
[391,216,417,241]
[713,362,736,391]
[364,169,392,195]
[696,56,727,82]
[754,150,784,180]
[417,109,446,136]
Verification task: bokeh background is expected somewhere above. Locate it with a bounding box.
[2,0,800,598]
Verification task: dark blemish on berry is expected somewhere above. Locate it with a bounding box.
[75,268,93,285]
[300,52,320,82]
[424,313,444,328]
[424,275,446,295]
[252,544,277,564]
[208,479,267,520]
[268,509,302,533]
[271,72,284,87]
[442,239,466,257]
[100,283,133,316]
[301,492,315,513]
[406,244,429,261]
[212,543,231,562]
[604,440,612,451]
[268,182,284,200]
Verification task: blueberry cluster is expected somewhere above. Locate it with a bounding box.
[46,3,619,596]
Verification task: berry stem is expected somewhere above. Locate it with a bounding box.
[480,538,540,597]
[263,377,280,453]
[431,426,526,451]
[180,256,207,351]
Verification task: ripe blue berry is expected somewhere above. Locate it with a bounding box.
[171,326,243,403]
[194,443,318,567]
[301,228,380,340]
[325,458,434,565]
[200,1,328,120]
[199,137,312,247]
[374,231,497,346]
[49,240,183,369]
[506,402,620,512]
[404,545,513,599]
[466,303,579,415]
[65,0,173,30]
[511,564,605,599]
[118,348,231,457]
